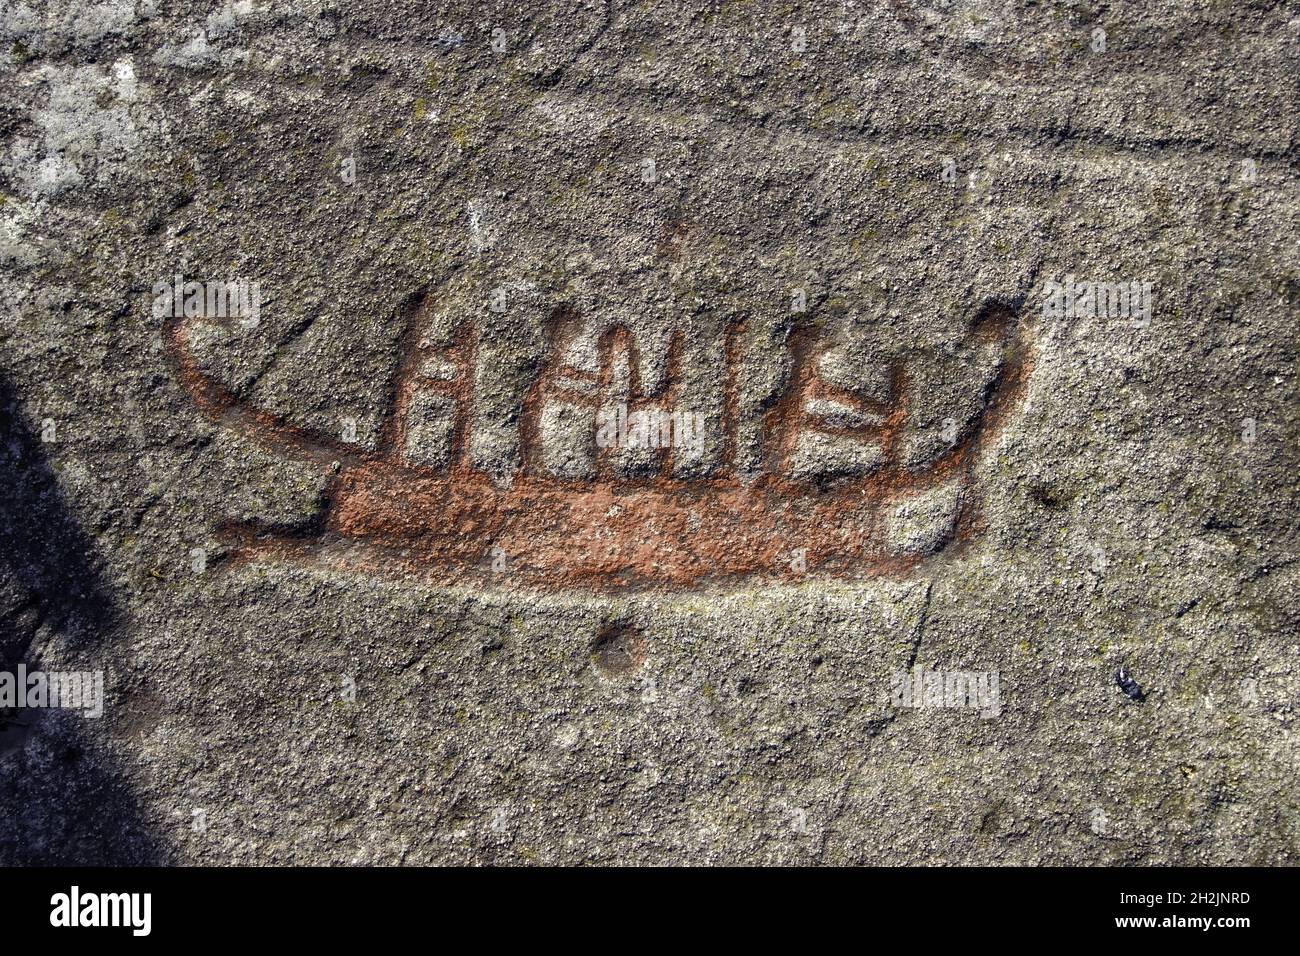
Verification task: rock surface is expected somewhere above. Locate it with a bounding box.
[0,0,1297,864]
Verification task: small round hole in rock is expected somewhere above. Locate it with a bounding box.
[591,623,646,677]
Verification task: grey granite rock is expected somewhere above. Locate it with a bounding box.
[0,0,1296,865]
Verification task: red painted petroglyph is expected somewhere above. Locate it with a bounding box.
[163,292,1034,592]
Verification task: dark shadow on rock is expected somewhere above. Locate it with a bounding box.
[0,369,171,864]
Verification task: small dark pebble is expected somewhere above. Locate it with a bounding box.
[1115,666,1144,701]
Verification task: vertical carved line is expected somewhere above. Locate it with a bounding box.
[720,318,746,477]
[377,290,434,461]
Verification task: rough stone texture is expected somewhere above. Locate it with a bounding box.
[1,0,1297,864]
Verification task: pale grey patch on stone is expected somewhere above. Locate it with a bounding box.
[419,356,458,380]
[467,305,545,477]
[789,430,885,482]
[805,397,881,430]
[886,481,963,555]
[204,0,252,41]
[562,332,601,377]
[667,408,720,479]
[151,1,255,71]
[466,198,498,253]
[539,399,594,479]
[817,347,892,404]
[1,60,144,198]
[666,326,728,479]
[603,406,664,477]
[403,392,457,468]
[901,340,1003,470]
[0,202,42,267]
[1,0,137,53]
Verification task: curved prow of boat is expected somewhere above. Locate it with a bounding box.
[162,313,374,470]
[910,300,1034,491]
